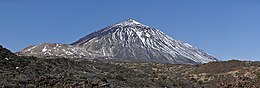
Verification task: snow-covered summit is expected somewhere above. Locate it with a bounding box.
[111,18,148,27]
[127,18,141,24]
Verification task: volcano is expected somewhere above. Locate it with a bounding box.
[17,19,217,64]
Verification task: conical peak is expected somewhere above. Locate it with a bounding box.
[127,18,141,25]
[19,18,218,64]
[127,18,134,22]
[112,19,148,27]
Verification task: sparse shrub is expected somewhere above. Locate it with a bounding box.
[174,80,184,86]
[115,75,126,81]
[256,72,260,79]
[27,84,36,88]
[161,75,167,80]
[197,80,203,85]
[0,52,260,88]
[3,83,19,88]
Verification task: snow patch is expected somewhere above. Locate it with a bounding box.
[42,46,48,52]
[27,45,38,52]
[184,43,193,48]
[65,51,73,55]
[145,33,151,37]
[132,19,141,25]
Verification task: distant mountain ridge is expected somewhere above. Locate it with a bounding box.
[17,19,218,64]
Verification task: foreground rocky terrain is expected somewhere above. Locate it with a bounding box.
[0,45,260,88]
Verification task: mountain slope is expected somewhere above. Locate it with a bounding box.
[0,45,16,59]
[17,19,217,64]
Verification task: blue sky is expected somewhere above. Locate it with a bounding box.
[0,0,259,61]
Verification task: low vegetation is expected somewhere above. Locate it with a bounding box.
[0,46,259,87]
[1,56,259,88]
[256,72,260,79]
